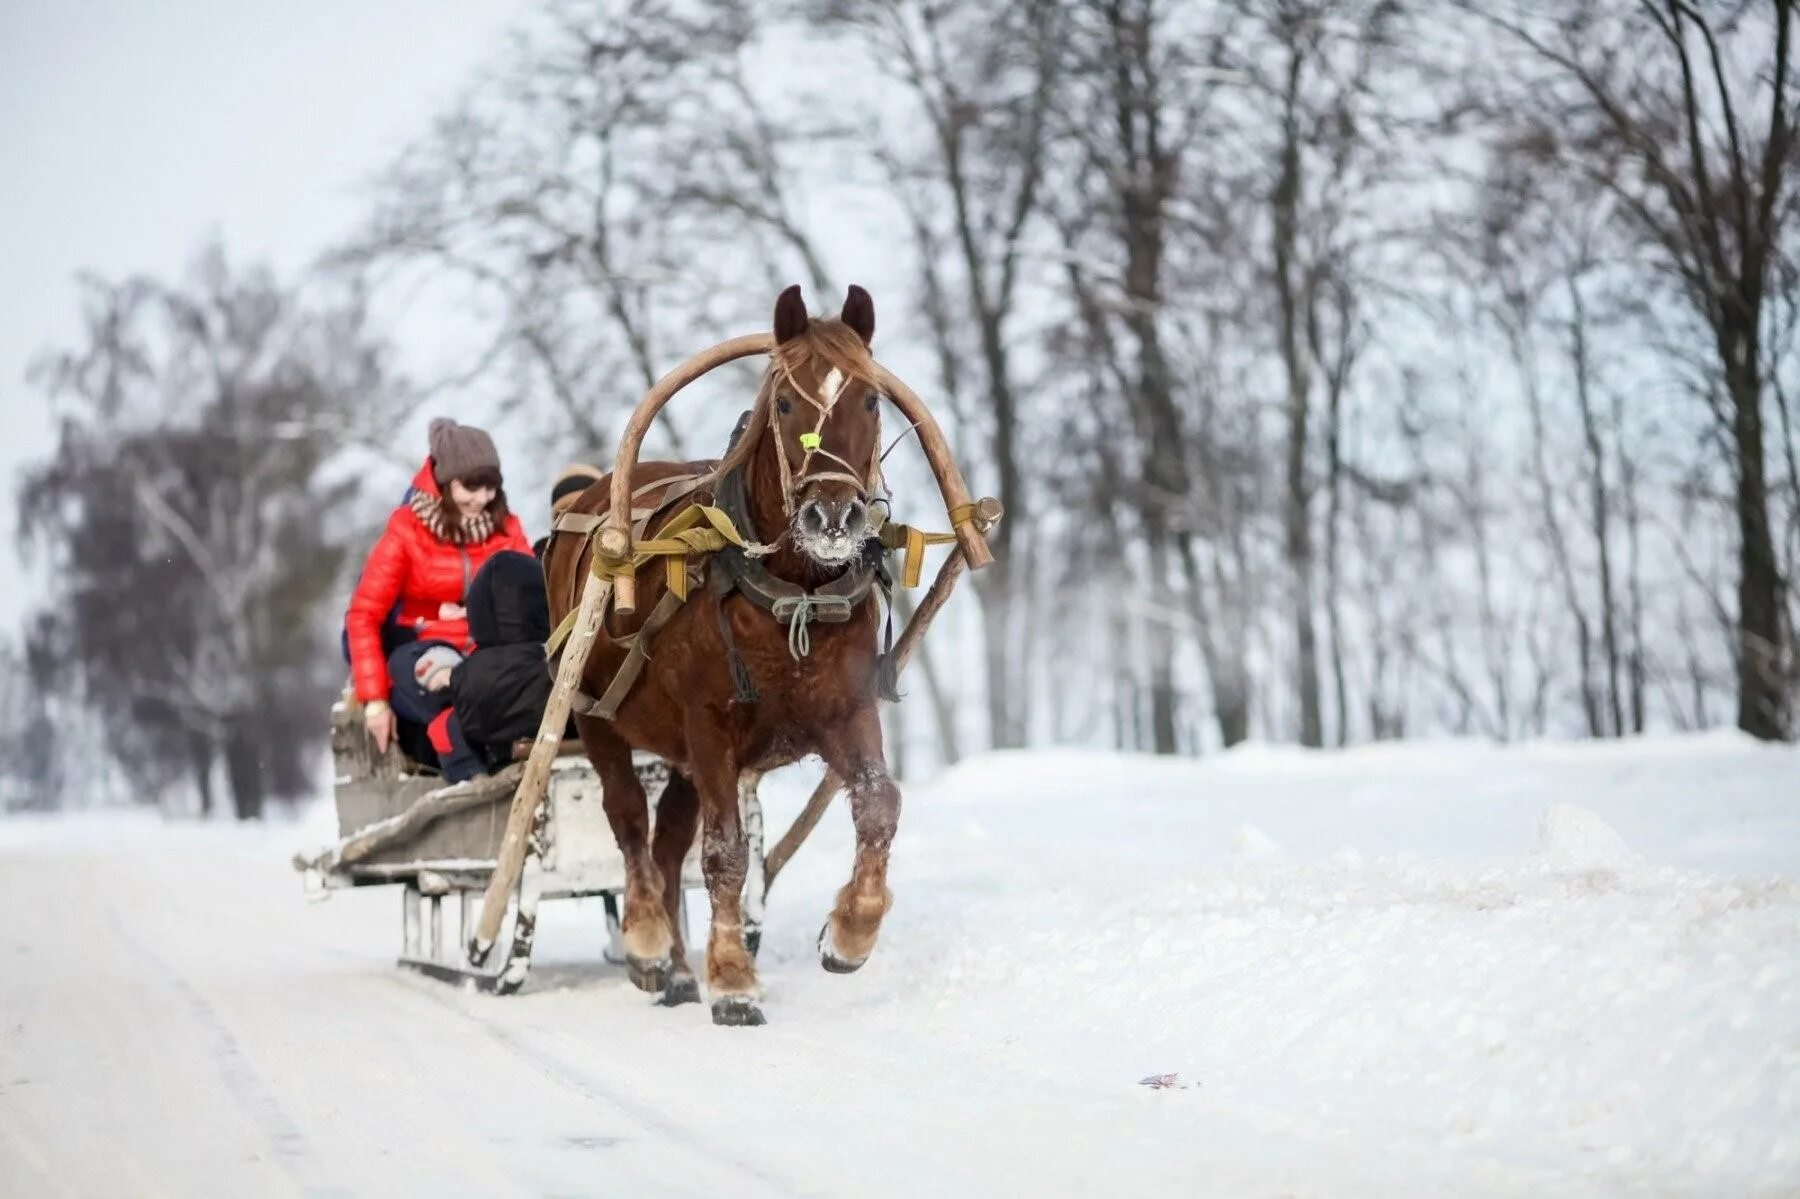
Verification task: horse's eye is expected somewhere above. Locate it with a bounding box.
[776,397,792,415]
[865,393,879,412]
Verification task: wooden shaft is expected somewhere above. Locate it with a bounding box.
[606,333,773,614]
[762,770,837,888]
[470,571,613,961]
[763,541,977,891]
[871,364,995,570]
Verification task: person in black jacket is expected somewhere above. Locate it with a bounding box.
[450,463,601,773]
[448,550,553,770]
[532,462,603,558]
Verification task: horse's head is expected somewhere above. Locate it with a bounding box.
[764,283,882,566]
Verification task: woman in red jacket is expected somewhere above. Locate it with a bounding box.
[347,417,532,778]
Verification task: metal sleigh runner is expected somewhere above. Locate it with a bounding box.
[297,284,1000,1025]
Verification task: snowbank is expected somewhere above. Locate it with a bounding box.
[2,731,1796,1195]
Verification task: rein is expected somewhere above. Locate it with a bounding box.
[544,349,989,723]
[544,412,898,721]
[770,360,883,514]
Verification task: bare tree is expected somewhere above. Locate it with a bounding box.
[1045,0,1268,751]
[339,0,827,465]
[1476,0,1797,739]
[817,0,1059,749]
[0,639,61,813]
[1228,0,1404,747]
[17,245,400,817]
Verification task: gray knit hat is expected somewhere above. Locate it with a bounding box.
[429,417,501,485]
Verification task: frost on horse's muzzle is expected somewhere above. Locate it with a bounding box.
[795,493,870,564]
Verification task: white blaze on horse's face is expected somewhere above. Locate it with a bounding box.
[789,367,873,567]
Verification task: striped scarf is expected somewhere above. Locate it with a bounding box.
[409,489,496,545]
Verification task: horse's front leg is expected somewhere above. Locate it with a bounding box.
[686,721,764,1025]
[816,703,900,973]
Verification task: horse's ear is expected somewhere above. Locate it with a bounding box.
[841,284,875,346]
[774,284,809,344]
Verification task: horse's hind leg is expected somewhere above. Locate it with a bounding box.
[816,705,900,973]
[650,769,701,1007]
[685,727,763,1025]
[576,714,673,991]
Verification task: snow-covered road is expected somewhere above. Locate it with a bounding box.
[3,732,1798,1196]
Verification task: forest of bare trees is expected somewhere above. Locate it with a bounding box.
[7,0,1796,814]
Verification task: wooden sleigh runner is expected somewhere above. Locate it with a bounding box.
[293,704,727,996]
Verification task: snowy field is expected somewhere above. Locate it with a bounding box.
[2,732,1798,1197]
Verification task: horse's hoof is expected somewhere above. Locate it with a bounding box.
[656,973,701,1007]
[744,928,762,959]
[711,996,767,1027]
[627,955,670,994]
[817,923,865,974]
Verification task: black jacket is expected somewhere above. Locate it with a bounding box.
[450,550,556,760]
[449,642,552,748]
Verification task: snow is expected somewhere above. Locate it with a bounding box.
[3,731,1798,1195]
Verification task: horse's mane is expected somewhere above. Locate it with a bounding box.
[709,317,881,483]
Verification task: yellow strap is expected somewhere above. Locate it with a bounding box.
[873,521,956,586]
[692,504,750,547]
[545,581,619,659]
[948,502,976,529]
[621,505,747,558]
[636,528,729,556]
[545,608,578,659]
[553,502,738,654]
[904,525,926,588]
[583,501,742,603]
[592,553,635,581]
[878,522,955,551]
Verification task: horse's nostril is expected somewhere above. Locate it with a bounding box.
[846,500,866,528]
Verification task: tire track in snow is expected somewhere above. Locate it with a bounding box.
[104,903,345,1198]
[0,1100,68,1199]
[379,974,810,1198]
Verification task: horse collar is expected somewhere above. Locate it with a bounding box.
[713,463,882,658]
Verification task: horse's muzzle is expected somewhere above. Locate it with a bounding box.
[797,495,869,560]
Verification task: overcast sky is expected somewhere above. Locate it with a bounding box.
[0,0,527,640]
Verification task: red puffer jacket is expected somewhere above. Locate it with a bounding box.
[347,461,532,702]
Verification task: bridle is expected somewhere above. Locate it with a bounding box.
[768,359,884,516]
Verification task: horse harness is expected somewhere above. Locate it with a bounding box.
[541,449,943,723]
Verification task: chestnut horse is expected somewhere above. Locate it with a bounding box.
[545,284,897,1025]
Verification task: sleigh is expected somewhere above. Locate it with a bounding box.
[292,700,746,995]
[298,286,1000,1018]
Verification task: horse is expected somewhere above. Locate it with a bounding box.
[545,284,899,1026]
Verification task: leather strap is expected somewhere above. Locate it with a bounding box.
[713,464,881,626]
[586,586,688,720]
